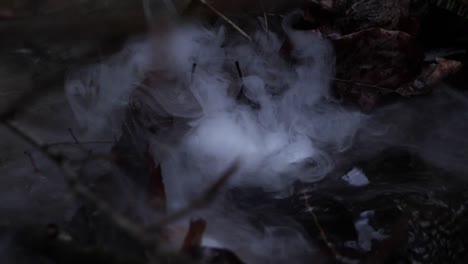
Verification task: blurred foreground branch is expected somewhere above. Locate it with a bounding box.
[1,116,237,262]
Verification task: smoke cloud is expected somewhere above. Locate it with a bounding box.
[65,12,363,208]
[63,10,468,263]
[62,12,366,262]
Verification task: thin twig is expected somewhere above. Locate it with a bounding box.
[234,60,245,96]
[67,127,91,154]
[234,61,243,80]
[44,140,113,148]
[234,61,260,108]
[234,60,246,96]
[332,78,396,93]
[24,151,40,173]
[302,193,340,257]
[190,63,197,83]
[259,0,268,33]
[302,193,358,264]
[2,120,151,245]
[198,0,252,41]
[67,128,80,145]
[263,12,269,33]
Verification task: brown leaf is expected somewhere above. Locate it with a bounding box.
[333,28,424,110]
[146,147,167,210]
[396,58,463,96]
[180,218,207,254]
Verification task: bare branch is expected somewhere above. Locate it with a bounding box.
[1,120,151,245]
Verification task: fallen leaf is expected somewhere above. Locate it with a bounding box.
[333,28,423,110]
[397,58,463,96]
[181,218,207,254]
